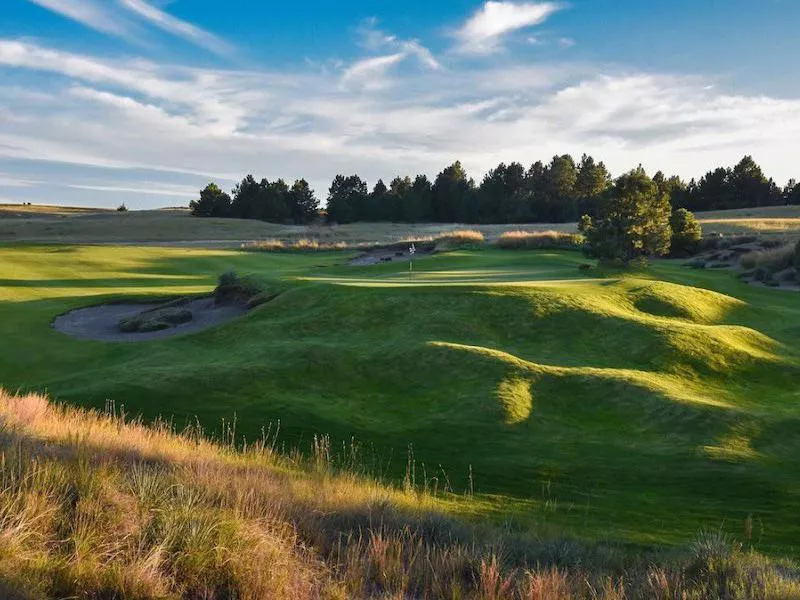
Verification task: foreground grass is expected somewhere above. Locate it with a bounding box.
[1,245,800,556]
[2,388,799,599]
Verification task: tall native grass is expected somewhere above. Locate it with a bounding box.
[0,389,799,599]
[434,229,486,249]
[243,238,351,252]
[495,230,584,250]
[739,243,797,282]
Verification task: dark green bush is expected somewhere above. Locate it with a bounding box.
[669,208,702,257]
[214,272,263,306]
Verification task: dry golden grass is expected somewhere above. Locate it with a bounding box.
[243,238,350,252]
[495,230,584,250]
[700,218,800,236]
[0,203,112,217]
[1,389,799,599]
[434,229,486,249]
[739,243,796,271]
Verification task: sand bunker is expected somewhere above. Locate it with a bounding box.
[349,242,435,266]
[53,297,248,343]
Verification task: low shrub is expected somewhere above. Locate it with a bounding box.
[701,234,758,251]
[214,271,263,306]
[739,244,795,273]
[495,230,584,250]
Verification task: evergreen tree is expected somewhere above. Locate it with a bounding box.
[575,154,611,217]
[326,175,368,224]
[190,183,232,217]
[230,175,261,219]
[388,176,412,222]
[367,179,390,221]
[583,168,672,264]
[669,208,702,257]
[286,179,320,224]
[432,161,473,222]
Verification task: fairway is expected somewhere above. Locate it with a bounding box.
[1,244,800,553]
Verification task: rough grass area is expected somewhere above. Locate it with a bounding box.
[1,245,800,558]
[1,389,799,600]
[739,244,795,271]
[434,229,486,249]
[244,238,351,252]
[495,230,584,250]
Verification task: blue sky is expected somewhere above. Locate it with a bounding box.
[1,0,799,209]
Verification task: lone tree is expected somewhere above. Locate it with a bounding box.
[669,208,702,257]
[580,167,672,265]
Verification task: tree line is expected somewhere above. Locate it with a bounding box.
[190,154,799,224]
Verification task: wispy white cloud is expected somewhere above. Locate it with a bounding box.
[64,182,199,197]
[341,20,441,90]
[454,1,562,54]
[25,0,229,55]
[119,0,233,56]
[26,0,137,40]
[0,174,36,187]
[1,35,800,208]
[341,53,408,90]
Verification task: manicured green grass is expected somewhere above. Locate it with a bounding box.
[1,244,799,554]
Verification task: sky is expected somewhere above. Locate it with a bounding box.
[1,0,799,209]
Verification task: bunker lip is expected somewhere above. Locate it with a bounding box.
[52,296,250,343]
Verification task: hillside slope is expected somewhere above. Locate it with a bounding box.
[1,389,799,599]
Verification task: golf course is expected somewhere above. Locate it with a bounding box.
[3,239,799,556]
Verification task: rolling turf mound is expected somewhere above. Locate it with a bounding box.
[1,245,799,552]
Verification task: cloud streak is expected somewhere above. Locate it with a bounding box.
[26,0,136,40]
[119,0,233,56]
[25,0,229,55]
[454,1,562,54]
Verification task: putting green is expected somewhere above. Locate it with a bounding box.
[1,244,799,552]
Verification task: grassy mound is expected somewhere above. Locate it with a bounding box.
[1,245,799,557]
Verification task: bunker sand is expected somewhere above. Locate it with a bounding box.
[52,297,248,342]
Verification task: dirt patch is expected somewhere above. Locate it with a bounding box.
[349,242,435,266]
[52,297,249,343]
